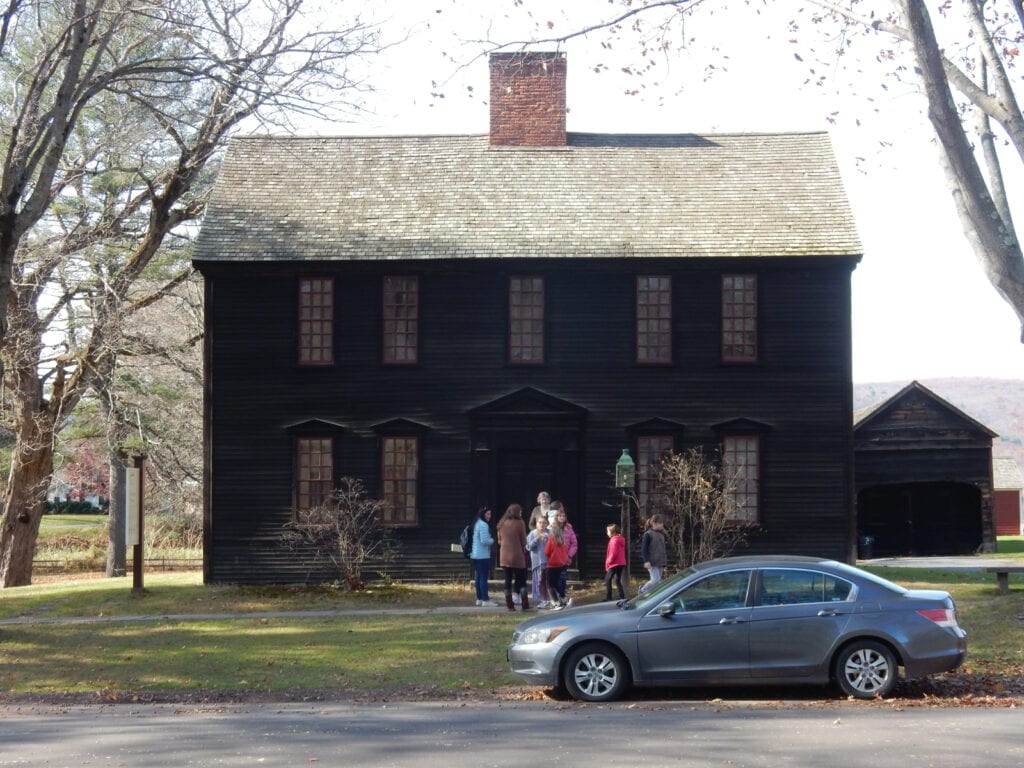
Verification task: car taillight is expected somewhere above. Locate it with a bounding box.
[917,608,958,628]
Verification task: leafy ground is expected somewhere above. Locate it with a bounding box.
[1,567,1022,709]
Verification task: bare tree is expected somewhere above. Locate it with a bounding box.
[281,477,397,589]
[656,447,754,569]
[0,0,381,587]
[494,0,1024,343]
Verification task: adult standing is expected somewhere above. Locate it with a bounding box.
[497,503,530,611]
[470,507,497,606]
[529,491,552,529]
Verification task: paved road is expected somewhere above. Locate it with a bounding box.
[1,700,1020,768]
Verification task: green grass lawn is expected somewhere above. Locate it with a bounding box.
[1,568,1022,699]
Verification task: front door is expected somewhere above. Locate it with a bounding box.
[497,448,558,514]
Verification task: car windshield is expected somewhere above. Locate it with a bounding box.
[621,567,697,610]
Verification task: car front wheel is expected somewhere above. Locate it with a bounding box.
[833,640,898,699]
[562,643,630,702]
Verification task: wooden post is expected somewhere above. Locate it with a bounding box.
[127,454,146,593]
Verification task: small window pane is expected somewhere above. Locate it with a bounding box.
[299,278,334,365]
[724,436,760,522]
[509,277,544,363]
[638,435,673,517]
[637,276,672,363]
[383,276,418,364]
[722,274,757,362]
[382,437,419,525]
[296,437,333,510]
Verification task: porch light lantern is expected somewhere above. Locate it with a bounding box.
[615,449,635,490]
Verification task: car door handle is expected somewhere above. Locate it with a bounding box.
[817,609,840,617]
[719,616,745,625]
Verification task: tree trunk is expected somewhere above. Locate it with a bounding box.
[106,455,128,577]
[0,438,56,587]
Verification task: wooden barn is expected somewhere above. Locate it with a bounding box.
[854,381,997,556]
[994,456,1024,536]
[192,52,863,584]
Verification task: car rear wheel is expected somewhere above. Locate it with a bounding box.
[562,643,630,702]
[833,640,898,699]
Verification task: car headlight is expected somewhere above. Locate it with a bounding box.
[516,625,568,645]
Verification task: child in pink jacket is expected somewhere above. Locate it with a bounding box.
[604,523,627,601]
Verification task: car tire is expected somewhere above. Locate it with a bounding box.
[833,639,898,699]
[562,643,630,702]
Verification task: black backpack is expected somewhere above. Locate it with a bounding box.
[459,521,473,558]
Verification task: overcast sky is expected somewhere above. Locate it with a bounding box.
[303,0,1024,384]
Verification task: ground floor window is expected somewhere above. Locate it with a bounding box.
[382,436,419,525]
[296,437,333,510]
[723,435,760,522]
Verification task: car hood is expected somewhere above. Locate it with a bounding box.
[513,601,625,631]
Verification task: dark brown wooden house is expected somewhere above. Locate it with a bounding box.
[854,381,997,556]
[192,52,863,584]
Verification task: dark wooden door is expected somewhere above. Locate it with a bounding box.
[497,449,558,514]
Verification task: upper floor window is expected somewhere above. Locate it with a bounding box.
[637,435,674,517]
[299,277,334,365]
[637,276,672,363]
[383,276,418,364]
[723,435,760,522]
[382,436,419,525]
[295,437,333,510]
[509,276,544,363]
[722,274,757,362]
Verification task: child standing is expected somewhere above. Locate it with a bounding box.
[639,514,667,594]
[543,524,572,609]
[526,516,551,607]
[604,523,627,601]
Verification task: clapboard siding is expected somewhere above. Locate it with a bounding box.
[198,256,856,584]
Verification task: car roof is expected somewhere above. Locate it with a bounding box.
[692,555,839,572]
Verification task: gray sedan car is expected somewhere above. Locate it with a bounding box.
[508,556,967,701]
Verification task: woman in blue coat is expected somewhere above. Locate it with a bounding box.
[470,507,497,606]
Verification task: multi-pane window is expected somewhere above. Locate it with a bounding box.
[723,436,760,522]
[509,276,544,363]
[299,278,334,365]
[722,274,757,362]
[382,437,419,525]
[637,276,672,363]
[295,437,333,510]
[637,435,674,517]
[383,276,418,364]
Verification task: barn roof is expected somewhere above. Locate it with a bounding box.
[192,131,862,264]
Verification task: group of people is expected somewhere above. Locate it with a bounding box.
[469,492,669,609]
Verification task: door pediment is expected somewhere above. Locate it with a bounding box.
[469,387,587,425]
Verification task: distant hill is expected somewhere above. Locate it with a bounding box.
[854,378,1024,470]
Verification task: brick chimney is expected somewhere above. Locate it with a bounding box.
[489,52,567,147]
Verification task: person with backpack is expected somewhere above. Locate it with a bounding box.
[470,507,498,606]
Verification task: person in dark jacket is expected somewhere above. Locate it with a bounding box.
[639,514,667,594]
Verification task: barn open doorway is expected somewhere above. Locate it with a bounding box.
[857,481,982,556]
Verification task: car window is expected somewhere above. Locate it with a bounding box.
[757,569,853,606]
[670,570,751,612]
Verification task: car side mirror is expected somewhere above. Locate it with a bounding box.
[657,602,676,617]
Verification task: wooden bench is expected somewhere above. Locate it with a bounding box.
[980,566,1024,594]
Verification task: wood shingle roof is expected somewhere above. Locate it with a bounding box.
[193,131,862,263]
